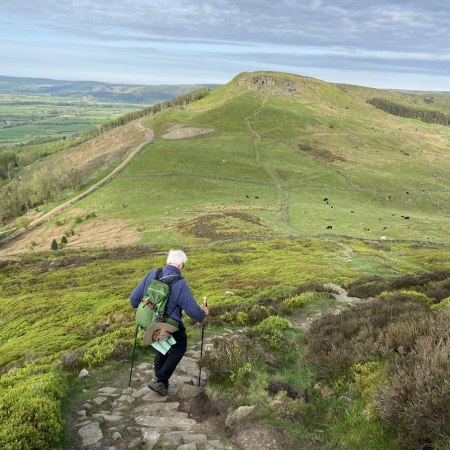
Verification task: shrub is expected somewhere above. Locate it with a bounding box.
[375,312,450,449]
[254,316,290,349]
[60,236,68,245]
[257,315,290,332]
[289,281,339,296]
[74,216,82,224]
[0,365,66,450]
[304,294,430,382]
[247,304,271,324]
[215,301,274,326]
[282,291,332,312]
[376,314,434,357]
[346,269,450,302]
[425,278,450,303]
[64,228,75,238]
[201,334,271,387]
[377,290,433,306]
[432,296,450,309]
[60,350,84,370]
[389,268,450,291]
[346,275,387,298]
[50,239,58,251]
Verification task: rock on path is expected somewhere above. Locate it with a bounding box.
[73,331,237,449]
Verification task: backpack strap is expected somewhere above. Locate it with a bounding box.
[164,276,183,324]
[154,268,163,281]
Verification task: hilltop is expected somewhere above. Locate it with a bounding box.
[0,71,449,254]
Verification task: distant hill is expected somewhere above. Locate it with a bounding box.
[1,71,449,253]
[0,75,219,103]
[0,75,219,145]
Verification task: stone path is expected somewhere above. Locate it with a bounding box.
[74,332,237,449]
[73,287,364,449]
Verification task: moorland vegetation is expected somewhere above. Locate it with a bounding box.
[0,71,449,449]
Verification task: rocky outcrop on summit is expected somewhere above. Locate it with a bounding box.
[238,74,298,97]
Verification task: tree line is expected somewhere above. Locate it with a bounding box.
[87,87,210,138]
[367,98,450,126]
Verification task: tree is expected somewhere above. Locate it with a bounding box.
[51,239,58,251]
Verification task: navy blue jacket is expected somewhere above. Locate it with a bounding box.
[130,264,205,328]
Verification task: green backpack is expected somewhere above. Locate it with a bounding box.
[135,268,182,329]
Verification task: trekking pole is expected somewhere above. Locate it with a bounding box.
[128,325,139,387]
[198,296,208,387]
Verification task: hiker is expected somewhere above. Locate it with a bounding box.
[130,249,208,396]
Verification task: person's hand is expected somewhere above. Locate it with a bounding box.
[202,306,209,316]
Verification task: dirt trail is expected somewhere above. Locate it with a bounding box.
[288,283,365,329]
[244,97,296,233]
[0,120,154,248]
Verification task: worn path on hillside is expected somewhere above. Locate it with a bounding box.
[244,97,297,233]
[70,285,364,450]
[0,119,154,248]
[70,329,239,450]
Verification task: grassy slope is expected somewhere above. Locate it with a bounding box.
[1,238,448,371]
[31,71,449,249]
[1,73,450,449]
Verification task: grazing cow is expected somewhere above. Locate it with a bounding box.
[323,197,328,201]
[404,216,409,220]
[255,196,259,199]
[326,225,333,229]
[351,210,355,213]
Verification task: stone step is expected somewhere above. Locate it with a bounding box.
[136,414,196,430]
[133,402,180,414]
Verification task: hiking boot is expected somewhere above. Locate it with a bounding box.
[148,378,168,396]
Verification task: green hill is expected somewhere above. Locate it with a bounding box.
[0,71,449,450]
[3,70,448,253]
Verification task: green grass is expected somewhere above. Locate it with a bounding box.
[1,238,448,370]
[1,71,449,247]
[0,237,449,448]
[34,71,447,247]
[0,94,141,144]
[3,72,449,449]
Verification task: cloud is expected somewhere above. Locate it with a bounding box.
[0,0,449,89]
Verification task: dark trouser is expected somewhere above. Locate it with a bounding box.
[154,328,187,387]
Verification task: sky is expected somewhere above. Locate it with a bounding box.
[0,0,449,91]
